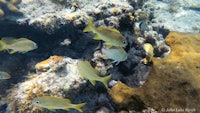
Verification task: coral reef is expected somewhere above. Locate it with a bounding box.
[137,31,200,112]
[6,57,86,113]
[3,0,199,113]
[143,30,171,58]
[0,0,150,112]
[133,20,171,58]
[35,55,64,71]
[16,0,134,34]
[109,32,200,112]
[109,82,146,112]
[117,20,170,87]
[109,82,158,113]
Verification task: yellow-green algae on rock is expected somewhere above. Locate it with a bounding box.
[109,32,200,112]
[108,82,145,111]
[138,32,200,112]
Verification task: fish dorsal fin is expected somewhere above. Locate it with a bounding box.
[1,37,17,44]
[1,37,29,44]
[83,61,99,75]
[15,38,32,43]
[64,98,71,103]
[8,50,16,54]
[16,38,29,41]
[94,69,99,75]
[52,96,71,103]
[57,96,71,102]
[90,66,99,75]
[97,26,120,33]
[109,28,120,33]
[90,80,96,86]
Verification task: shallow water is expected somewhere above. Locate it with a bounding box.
[0,0,200,113]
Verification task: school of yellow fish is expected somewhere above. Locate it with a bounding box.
[32,18,154,112]
[83,17,129,63]
[0,17,155,113]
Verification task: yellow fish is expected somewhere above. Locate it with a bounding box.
[0,71,11,79]
[143,43,154,64]
[33,96,85,112]
[77,60,112,89]
[83,17,127,48]
[0,37,37,54]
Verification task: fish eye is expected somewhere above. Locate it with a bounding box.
[122,40,127,45]
[35,100,40,104]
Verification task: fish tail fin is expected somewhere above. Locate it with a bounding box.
[83,17,95,32]
[8,50,16,54]
[0,40,7,51]
[101,74,112,89]
[73,102,86,112]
